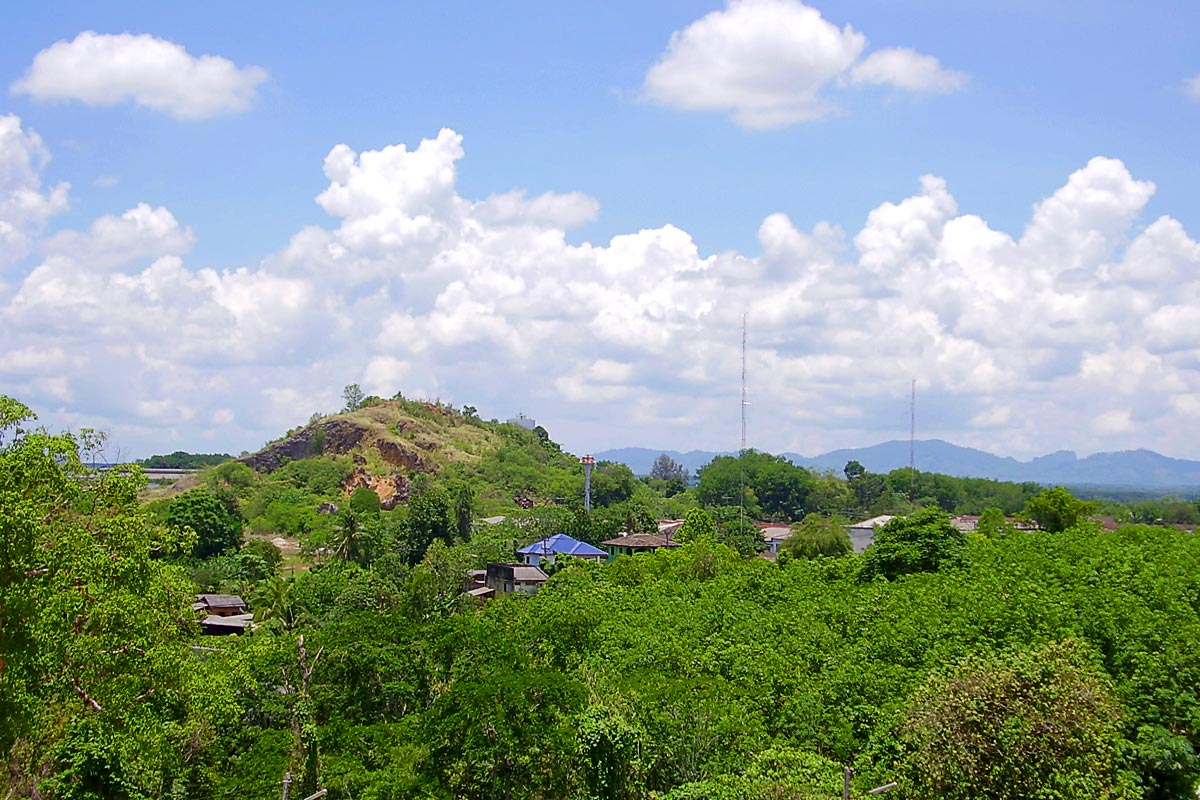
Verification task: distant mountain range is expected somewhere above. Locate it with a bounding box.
[596,439,1200,490]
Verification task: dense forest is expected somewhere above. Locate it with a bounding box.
[2,392,1199,799]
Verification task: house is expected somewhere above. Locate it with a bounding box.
[517,533,607,566]
[600,532,683,560]
[950,515,980,532]
[657,519,685,538]
[200,613,254,635]
[848,515,894,553]
[193,594,253,635]
[485,563,549,595]
[757,524,793,556]
[192,594,247,617]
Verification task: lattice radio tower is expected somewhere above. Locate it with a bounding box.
[740,313,748,529]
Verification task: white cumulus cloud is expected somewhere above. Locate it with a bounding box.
[643,0,967,129]
[849,47,968,93]
[0,115,69,268]
[3,128,1200,461]
[12,31,267,119]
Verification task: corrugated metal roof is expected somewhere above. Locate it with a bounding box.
[600,533,682,549]
[516,533,606,558]
[850,515,895,529]
[195,594,246,608]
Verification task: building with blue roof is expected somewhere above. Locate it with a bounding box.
[516,533,607,566]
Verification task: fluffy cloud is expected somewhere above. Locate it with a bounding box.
[643,0,967,128]
[0,115,69,267]
[12,32,267,119]
[3,127,1200,461]
[849,47,968,93]
[43,204,194,271]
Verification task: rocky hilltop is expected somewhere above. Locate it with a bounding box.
[235,399,514,507]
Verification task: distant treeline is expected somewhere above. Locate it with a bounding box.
[139,450,232,469]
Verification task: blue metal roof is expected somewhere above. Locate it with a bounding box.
[516,533,606,558]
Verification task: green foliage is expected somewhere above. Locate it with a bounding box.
[650,453,688,492]
[139,450,231,469]
[275,457,351,496]
[783,514,853,559]
[976,506,1013,538]
[349,486,382,516]
[342,383,365,412]
[242,537,283,572]
[675,507,716,543]
[707,505,763,556]
[1024,485,1096,532]
[586,461,638,507]
[205,460,258,496]
[0,396,236,799]
[405,486,455,563]
[165,488,243,559]
[697,450,815,520]
[857,506,965,582]
[421,666,585,800]
[896,639,1137,800]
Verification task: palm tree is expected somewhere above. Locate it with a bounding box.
[332,510,373,564]
[253,575,297,630]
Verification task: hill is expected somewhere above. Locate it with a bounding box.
[229,397,582,513]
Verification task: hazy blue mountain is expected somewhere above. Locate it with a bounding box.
[596,440,1200,489]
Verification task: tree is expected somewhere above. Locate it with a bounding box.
[696,451,815,520]
[405,487,455,563]
[896,640,1137,800]
[857,506,965,582]
[421,667,585,800]
[651,454,688,484]
[586,461,638,508]
[976,507,1013,538]
[1023,486,1095,533]
[348,485,381,516]
[341,383,365,412]
[782,514,852,560]
[453,482,474,541]
[252,575,300,630]
[0,396,235,797]
[332,511,374,565]
[165,488,243,559]
[675,507,716,543]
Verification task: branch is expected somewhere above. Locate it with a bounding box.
[72,679,103,712]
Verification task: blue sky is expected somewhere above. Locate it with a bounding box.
[3,0,1200,462]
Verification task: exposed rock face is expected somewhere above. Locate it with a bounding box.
[239,419,367,473]
[377,440,426,471]
[343,467,409,510]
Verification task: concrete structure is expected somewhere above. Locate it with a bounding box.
[848,515,895,553]
[485,563,549,595]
